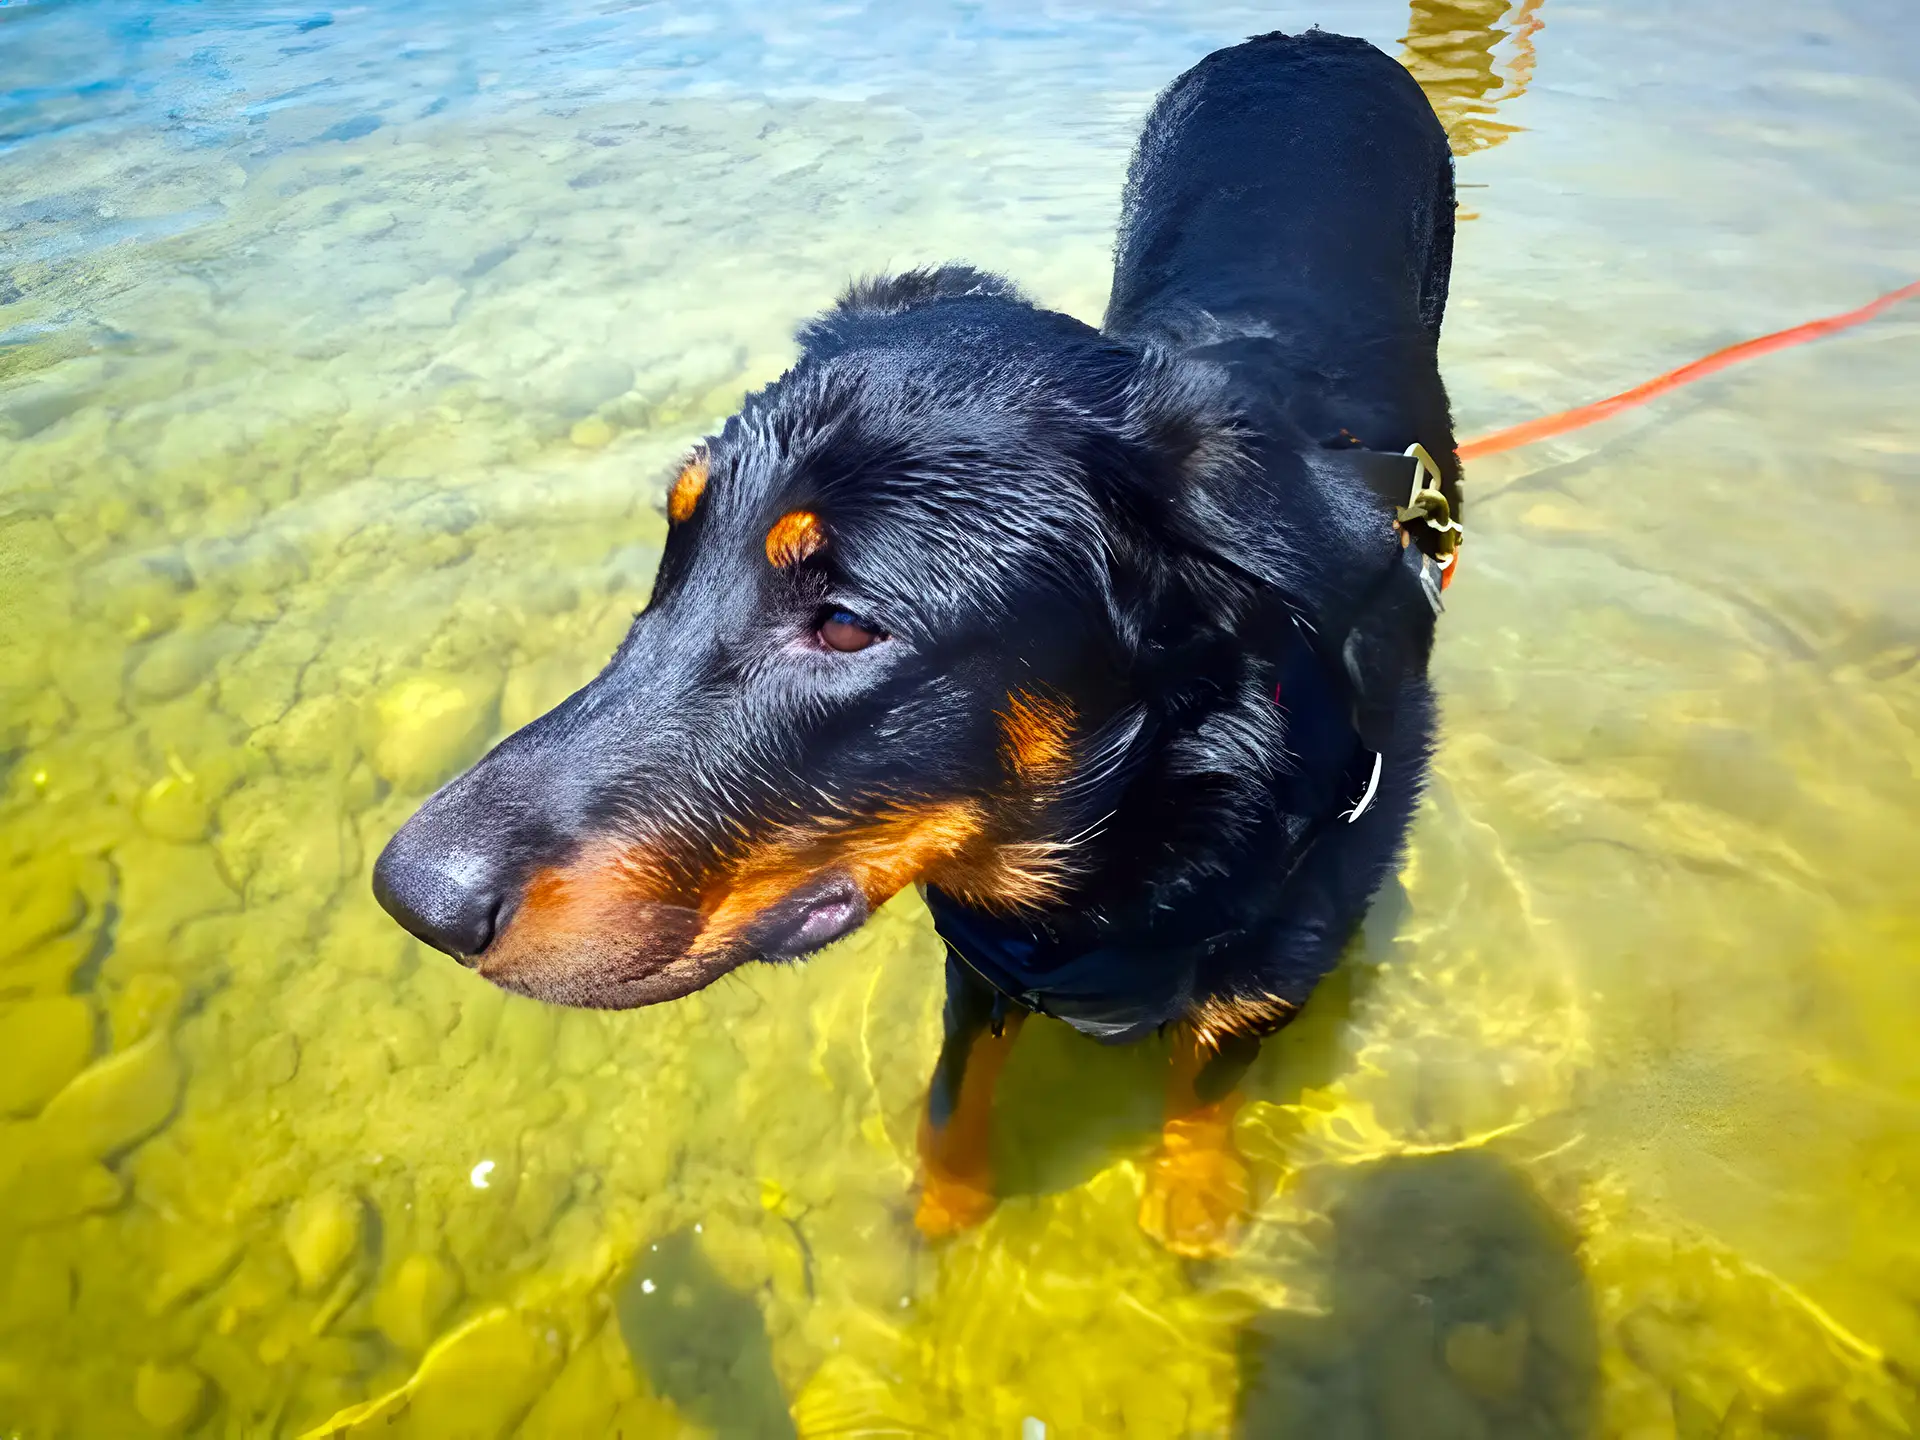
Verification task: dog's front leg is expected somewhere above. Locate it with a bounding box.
[1138,1027,1261,1257]
[914,950,1025,1239]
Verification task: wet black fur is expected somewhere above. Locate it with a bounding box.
[375,32,1458,1043]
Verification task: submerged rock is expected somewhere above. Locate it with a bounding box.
[36,1029,182,1161]
[216,776,352,904]
[514,1318,646,1440]
[136,769,216,842]
[5,1231,76,1329]
[129,623,252,704]
[108,972,184,1051]
[493,1000,558,1078]
[148,1227,245,1315]
[317,893,413,980]
[0,854,87,964]
[499,653,594,734]
[284,1188,366,1295]
[0,930,95,997]
[553,1014,612,1079]
[568,416,614,449]
[4,1159,126,1226]
[441,981,508,1069]
[374,1004,436,1070]
[299,1306,564,1439]
[134,1361,210,1434]
[254,692,359,774]
[91,551,191,641]
[373,1252,463,1354]
[0,995,94,1116]
[247,1031,302,1089]
[206,529,309,601]
[369,670,501,794]
[552,356,635,419]
[217,620,322,729]
[112,836,239,952]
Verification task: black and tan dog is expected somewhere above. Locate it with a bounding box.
[375,30,1462,1255]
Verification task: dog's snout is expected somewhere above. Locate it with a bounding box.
[372,825,503,964]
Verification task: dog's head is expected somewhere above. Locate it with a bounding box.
[373,269,1324,1008]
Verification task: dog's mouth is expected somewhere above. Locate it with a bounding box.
[472,862,873,1010]
[735,872,872,960]
[401,798,1053,1010]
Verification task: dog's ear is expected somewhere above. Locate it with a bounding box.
[1123,359,1436,749]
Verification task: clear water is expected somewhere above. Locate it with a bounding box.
[2,0,1917,1435]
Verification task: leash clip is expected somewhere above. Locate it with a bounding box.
[1396,442,1462,577]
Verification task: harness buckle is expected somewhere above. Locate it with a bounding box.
[1396,443,1463,577]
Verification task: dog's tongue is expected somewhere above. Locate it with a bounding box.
[739,873,871,960]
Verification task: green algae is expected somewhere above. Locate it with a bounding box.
[1,11,1918,1440]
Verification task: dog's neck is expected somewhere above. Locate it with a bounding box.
[926,581,1373,1042]
[1084,593,1362,922]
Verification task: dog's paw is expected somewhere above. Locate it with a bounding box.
[914,1112,999,1240]
[1137,1103,1250,1259]
[914,1163,998,1240]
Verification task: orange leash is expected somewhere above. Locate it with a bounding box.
[1456,277,1920,462]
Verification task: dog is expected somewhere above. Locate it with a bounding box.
[374,29,1461,1256]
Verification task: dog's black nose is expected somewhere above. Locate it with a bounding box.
[372,827,500,964]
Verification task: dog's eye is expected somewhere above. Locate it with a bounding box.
[818,607,886,653]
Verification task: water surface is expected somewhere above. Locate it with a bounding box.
[2,1,1918,1435]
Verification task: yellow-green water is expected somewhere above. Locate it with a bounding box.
[3,0,1918,1435]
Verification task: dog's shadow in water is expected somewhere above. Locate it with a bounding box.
[976,881,1599,1439]
[1236,1148,1599,1440]
[616,1227,798,1440]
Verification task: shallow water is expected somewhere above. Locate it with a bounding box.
[2,0,1918,1435]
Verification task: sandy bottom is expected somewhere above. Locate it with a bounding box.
[2,0,1918,1435]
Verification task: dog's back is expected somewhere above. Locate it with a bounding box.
[1105,30,1457,464]
[1088,33,1463,1014]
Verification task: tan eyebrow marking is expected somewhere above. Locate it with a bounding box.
[668,453,709,523]
[765,510,827,567]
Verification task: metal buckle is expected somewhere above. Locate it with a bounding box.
[1396,443,1462,573]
